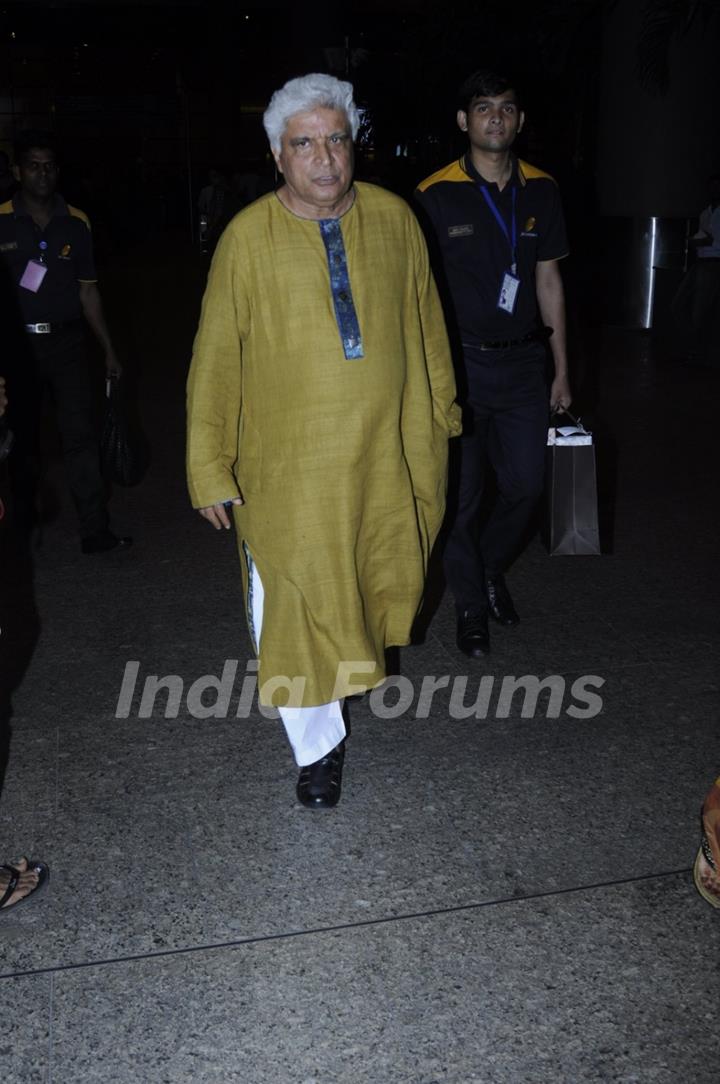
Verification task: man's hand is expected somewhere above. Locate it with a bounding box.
[0,375,6,417]
[550,373,572,413]
[198,497,244,530]
[105,352,123,378]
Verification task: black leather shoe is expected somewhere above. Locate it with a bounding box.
[296,741,345,808]
[485,574,519,626]
[456,610,490,658]
[81,531,133,554]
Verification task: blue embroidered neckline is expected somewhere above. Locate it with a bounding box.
[318,218,364,360]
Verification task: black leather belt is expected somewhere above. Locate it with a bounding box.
[469,330,546,352]
[25,320,82,335]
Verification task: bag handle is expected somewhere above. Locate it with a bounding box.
[551,408,587,432]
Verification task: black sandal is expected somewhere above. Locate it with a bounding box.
[0,859,49,913]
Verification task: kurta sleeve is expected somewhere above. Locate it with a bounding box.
[186,226,247,508]
[401,213,462,560]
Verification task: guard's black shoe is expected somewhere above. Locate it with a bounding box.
[485,574,519,626]
[296,742,345,809]
[457,610,490,658]
[81,531,133,555]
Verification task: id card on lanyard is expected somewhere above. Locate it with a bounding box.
[19,239,48,293]
[478,184,519,314]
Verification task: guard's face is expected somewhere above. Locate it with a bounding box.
[457,91,524,153]
[14,148,59,200]
[273,107,354,217]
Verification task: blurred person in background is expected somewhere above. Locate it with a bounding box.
[0,130,131,553]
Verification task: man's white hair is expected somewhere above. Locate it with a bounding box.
[263,73,360,152]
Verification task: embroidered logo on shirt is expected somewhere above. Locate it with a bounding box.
[448,224,474,238]
[521,216,537,238]
[0,241,18,252]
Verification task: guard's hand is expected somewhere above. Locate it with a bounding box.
[550,374,572,413]
[198,497,244,530]
[105,353,123,379]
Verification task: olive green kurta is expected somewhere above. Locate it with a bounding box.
[187,182,461,707]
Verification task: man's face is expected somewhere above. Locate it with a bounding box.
[457,91,524,153]
[272,107,354,217]
[13,147,59,200]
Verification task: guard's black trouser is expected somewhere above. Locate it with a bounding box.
[9,325,109,538]
[443,341,549,615]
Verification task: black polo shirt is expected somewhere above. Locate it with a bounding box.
[0,193,97,323]
[415,154,568,346]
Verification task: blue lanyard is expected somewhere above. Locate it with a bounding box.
[478,184,517,275]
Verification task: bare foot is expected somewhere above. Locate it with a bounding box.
[0,858,41,910]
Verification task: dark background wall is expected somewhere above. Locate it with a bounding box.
[597,0,720,218]
[1,0,718,261]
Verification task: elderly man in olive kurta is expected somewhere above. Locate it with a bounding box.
[187,74,460,809]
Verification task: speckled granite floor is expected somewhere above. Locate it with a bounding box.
[1,246,719,1083]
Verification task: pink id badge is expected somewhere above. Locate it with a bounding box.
[19,259,48,293]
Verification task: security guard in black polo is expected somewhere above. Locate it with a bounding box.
[416,70,571,659]
[0,130,131,553]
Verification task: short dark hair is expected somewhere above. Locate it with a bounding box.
[457,70,521,114]
[14,129,57,163]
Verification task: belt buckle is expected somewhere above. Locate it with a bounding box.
[36,322,51,334]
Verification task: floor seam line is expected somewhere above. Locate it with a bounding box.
[1,865,692,981]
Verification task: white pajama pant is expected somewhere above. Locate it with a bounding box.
[248,555,346,767]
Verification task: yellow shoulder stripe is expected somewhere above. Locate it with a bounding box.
[0,199,13,215]
[416,159,469,193]
[518,159,555,184]
[68,204,92,229]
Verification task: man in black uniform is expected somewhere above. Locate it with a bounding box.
[416,70,571,658]
[0,130,131,553]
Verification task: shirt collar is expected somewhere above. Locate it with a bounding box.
[12,193,69,220]
[461,153,525,190]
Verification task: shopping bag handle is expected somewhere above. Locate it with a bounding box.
[551,407,586,430]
